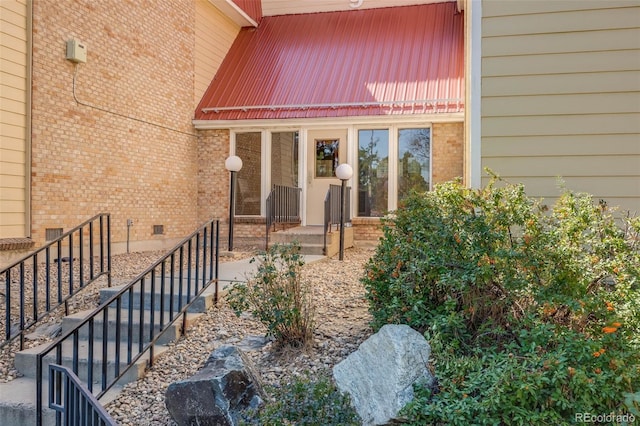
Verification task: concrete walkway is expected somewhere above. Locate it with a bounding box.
[218,253,326,285]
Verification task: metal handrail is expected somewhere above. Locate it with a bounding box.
[35,219,220,426]
[49,364,117,426]
[266,185,302,249]
[1,213,111,350]
[323,185,351,254]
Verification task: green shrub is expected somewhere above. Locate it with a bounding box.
[362,175,640,424]
[227,243,315,348]
[243,373,360,425]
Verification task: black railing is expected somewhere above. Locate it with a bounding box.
[323,184,351,254]
[1,213,111,350]
[49,364,117,426]
[266,184,302,249]
[35,219,220,426]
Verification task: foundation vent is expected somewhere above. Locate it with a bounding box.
[46,228,64,241]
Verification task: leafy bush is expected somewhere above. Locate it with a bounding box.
[362,176,640,424]
[243,373,360,425]
[227,243,315,348]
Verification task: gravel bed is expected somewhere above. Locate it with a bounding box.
[105,247,374,425]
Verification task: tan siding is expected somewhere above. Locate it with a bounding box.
[483,28,640,57]
[0,147,25,163]
[1,174,25,188]
[485,156,639,178]
[491,177,639,201]
[0,187,24,200]
[482,71,640,97]
[1,97,25,114]
[0,2,27,31]
[0,108,27,125]
[0,0,28,239]
[483,0,639,18]
[482,114,640,137]
[194,0,239,108]
[483,93,639,117]
[481,1,640,213]
[483,6,639,37]
[483,50,638,77]
[482,135,640,157]
[0,122,26,139]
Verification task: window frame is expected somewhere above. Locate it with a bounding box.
[231,129,302,217]
[354,124,432,216]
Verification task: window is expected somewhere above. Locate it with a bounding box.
[397,128,430,203]
[356,126,430,216]
[271,132,299,187]
[235,132,261,215]
[357,129,389,217]
[315,139,339,178]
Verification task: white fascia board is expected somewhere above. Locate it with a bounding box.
[193,112,464,130]
[467,0,482,188]
[208,0,257,27]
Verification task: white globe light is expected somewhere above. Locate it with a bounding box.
[335,163,353,180]
[225,155,243,172]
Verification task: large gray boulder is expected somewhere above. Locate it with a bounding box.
[165,345,265,426]
[333,324,434,425]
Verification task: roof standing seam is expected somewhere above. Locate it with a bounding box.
[195,2,464,121]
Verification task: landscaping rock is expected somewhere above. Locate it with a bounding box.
[165,345,265,426]
[333,324,434,426]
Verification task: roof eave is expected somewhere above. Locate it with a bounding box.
[193,112,465,130]
[208,0,258,27]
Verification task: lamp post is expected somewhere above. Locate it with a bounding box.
[335,163,353,261]
[225,155,243,251]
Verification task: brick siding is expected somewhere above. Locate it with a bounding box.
[30,0,199,252]
[432,122,465,185]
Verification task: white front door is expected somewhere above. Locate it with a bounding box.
[305,129,348,225]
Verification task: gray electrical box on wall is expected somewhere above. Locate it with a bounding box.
[66,39,87,63]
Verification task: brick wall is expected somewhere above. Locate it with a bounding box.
[197,128,232,244]
[197,129,231,223]
[352,217,384,246]
[432,122,465,185]
[30,0,199,252]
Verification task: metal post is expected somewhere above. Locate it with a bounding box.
[228,170,236,251]
[339,179,346,261]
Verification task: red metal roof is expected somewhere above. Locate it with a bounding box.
[195,2,464,121]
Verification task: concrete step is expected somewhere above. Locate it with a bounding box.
[0,375,123,426]
[99,279,217,313]
[61,308,203,345]
[14,338,168,385]
[0,376,59,426]
[269,226,354,257]
[269,231,326,246]
[296,244,326,256]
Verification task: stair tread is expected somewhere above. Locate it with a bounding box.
[102,279,217,295]
[0,376,123,406]
[17,338,170,358]
[63,307,204,324]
